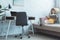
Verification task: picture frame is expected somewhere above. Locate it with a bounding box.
[13,0,24,6]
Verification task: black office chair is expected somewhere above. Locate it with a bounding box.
[16,12,30,39]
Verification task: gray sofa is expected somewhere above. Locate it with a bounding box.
[33,24,60,37]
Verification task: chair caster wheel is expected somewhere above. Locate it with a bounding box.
[20,34,22,36]
[20,37,22,39]
[15,35,17,38]
[28,36,30,38]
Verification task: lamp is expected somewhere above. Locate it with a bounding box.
[8,4,11,9]
[0,5,2,9]
[54,8,60,13]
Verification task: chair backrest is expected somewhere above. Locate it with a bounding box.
[11,11,17,16]
[16,12,28,26]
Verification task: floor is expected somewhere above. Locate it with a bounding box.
[0,34,59,40]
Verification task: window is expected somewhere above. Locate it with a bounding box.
[55,0,60,8]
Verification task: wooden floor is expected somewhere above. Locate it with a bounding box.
[0,34,59,40]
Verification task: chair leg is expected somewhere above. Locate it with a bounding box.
[27,32,30,38]
[20,26,24,39]
[22,27,24,36]
[20,26,31,39]
[26,27,30,38]
[15,27,24,39]
[19,34,22,39]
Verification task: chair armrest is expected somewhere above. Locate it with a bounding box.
[6,16,15,20]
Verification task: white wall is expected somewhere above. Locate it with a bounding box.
[24,0,54,23]
[0,0,54,36]
[0,0,9,9]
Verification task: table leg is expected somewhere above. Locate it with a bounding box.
[6,20,11,40]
